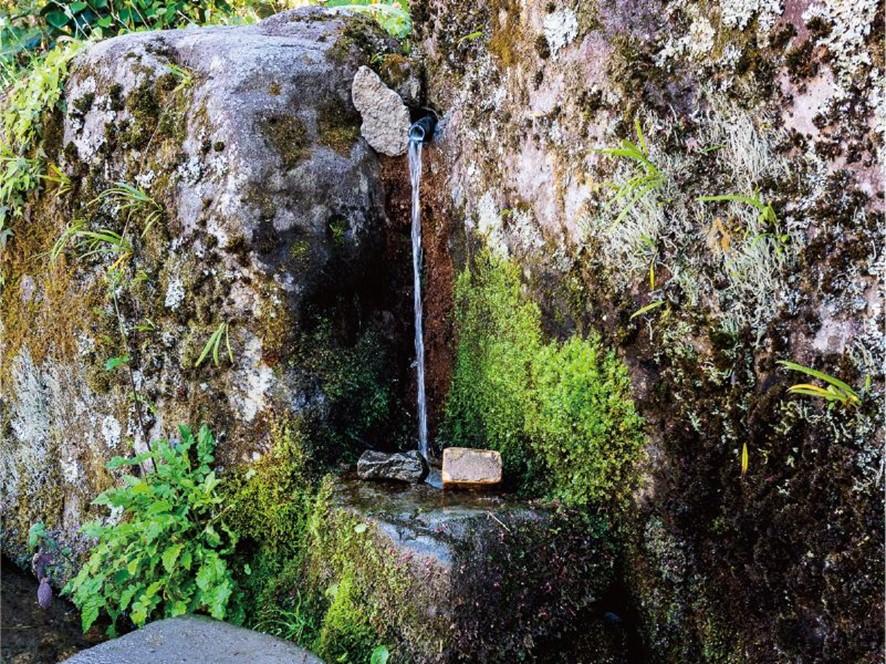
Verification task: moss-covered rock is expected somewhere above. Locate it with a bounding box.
[0,8,412,578]
[414,0,884,660]
[304,478,626,662]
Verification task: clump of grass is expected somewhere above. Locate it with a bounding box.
[597,118,665,223]
[778,360,862,408]
[94,181,164,237]
[195,322,234,368]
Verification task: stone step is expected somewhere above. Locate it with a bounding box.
[61,615,322,664]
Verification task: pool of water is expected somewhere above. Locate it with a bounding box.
[1,557,104,663]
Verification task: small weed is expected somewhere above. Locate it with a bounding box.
[597,118,665,223]
[778,360,861,408]
[94,181,163,237]
[195,322,234,368]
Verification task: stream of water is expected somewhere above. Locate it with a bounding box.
[408,130,429,461]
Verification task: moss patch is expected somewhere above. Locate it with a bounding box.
[443,247,647,506]
[317,101,361,156]
[258,113,309,170]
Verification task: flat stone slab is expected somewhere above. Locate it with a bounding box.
[442,447,502,487]
[61,615,323,664]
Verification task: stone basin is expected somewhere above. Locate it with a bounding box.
[307,478,628,662]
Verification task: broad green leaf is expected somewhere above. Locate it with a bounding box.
[370,645,390,664]
[104,355,130,371]
[161,543,183,573]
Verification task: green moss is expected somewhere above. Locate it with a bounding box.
[225,417,317,626]
[313,572,377,663]
[304,479,443,662]
[443,248,542,486]
[488,0,523,66]
[258,113,309,170]
[443,247,646,506]
[290,320,403,461]
[317,101,360,156]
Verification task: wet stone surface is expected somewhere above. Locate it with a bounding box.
[0,558,104,664]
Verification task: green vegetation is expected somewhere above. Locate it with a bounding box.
[325,0,411,39]
[64,425,238,634]
[195,322,234,368]
[778,360,862,408]
[444,248,647,506]
[95,181,164,237]
[597,118,665,223]
[0,39,83,271]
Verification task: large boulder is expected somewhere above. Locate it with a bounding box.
[0,8,412,569]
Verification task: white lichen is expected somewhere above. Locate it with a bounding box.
[164,277,185,310]
[543,9,579,56]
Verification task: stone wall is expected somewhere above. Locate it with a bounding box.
[413,0,883,660]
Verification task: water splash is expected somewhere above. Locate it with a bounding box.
[408,127,428,460]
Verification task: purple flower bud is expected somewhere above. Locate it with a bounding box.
[37,577,53,609]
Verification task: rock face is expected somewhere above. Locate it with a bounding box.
[61,615,323,664]
[0,8,412,572]
[308,479,628,662]
[414,1,883,661]
[351,65,411,156]
[357,449,427,482]
[441,447,501,487]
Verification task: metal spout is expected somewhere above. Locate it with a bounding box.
[409,115,436,143]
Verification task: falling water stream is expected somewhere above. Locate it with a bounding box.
[408,122,429,460]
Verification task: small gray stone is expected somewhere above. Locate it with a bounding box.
[357,450,427,482]
[351,65,411,156]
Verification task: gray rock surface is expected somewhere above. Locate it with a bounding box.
[1,7,406,576]
[351,65,411,156]
[311,479,624,661]
[61,615,323,664]
[357,449,427,482]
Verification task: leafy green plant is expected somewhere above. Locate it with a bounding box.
[597,118,665,223]
[324,0,411,39]
[28,520,49,549]
[64,424,238,634]
[38,0,235,40]
[195,322,234,368]
[104,355,130,370]
[778,360,861,408]
[371,645,391,664]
